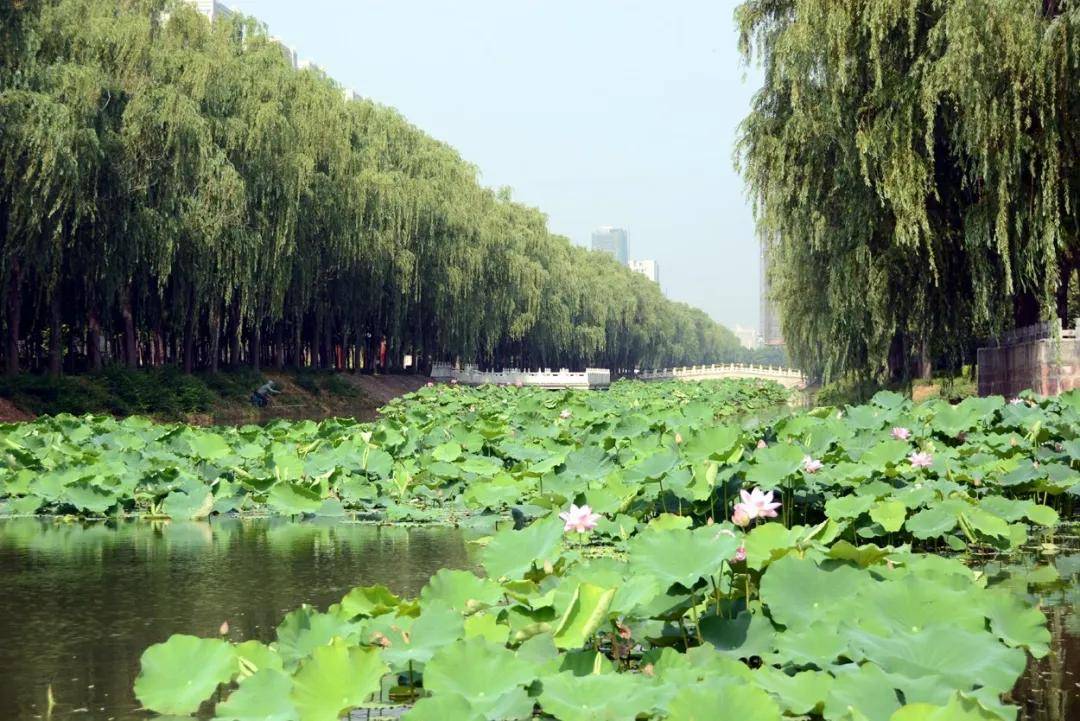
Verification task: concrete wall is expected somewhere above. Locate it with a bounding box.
[977,335,1080,397]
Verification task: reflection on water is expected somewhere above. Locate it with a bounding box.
[983,539,1079,721]
[0,518,469,720]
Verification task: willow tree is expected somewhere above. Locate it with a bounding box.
[738,0,1080,382]
[0,0,745,376]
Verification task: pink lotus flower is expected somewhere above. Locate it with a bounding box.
[732,545,747,563]
[909,451,933,468]
[559,504,601,533]
[674,433,683,445]
[756,439,768,449]
[559,409,572,419]
[739,487,781,520]
[219,621,229,636]
[1009,397,1024,405]
[515,379,524,388]
[803,456,823,473]
[426,381,434,387]
[450,379,459,385]
[731,504,752,527]
[891,427,911,441]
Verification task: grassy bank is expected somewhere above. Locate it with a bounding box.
[0,367,426,423]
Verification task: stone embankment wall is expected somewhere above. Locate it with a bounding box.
[977,321,1080,397]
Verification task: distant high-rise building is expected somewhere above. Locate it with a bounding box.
[629,259,659,284]
[342,88,360,102]
[187,0,232,22]
[759,236,784,346]
[591,227,629,265]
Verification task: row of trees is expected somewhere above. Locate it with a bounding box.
[0,0,743,377]
[739,0,1079,382]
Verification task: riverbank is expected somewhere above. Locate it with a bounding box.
[0,368,429,424]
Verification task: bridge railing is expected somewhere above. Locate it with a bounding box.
[638,363,804,383]
[430,363,611,388]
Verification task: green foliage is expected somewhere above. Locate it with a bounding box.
[0,0,741,378]
[738,0,1080,381]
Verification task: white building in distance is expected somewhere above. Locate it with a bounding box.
[628,259,659,284]
[733,325,759,350]
[268,36,298,69]
[187,0,232,22]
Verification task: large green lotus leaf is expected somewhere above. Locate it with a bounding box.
[562,446,614,481]
[340,585,400,618]
[267,481,323,514]
[889,693,1006,721]
[760,556,869,627]
[161,488,214,519]
[756,667,834,715]
[552,582,616,649]
[558,649,615,676]
[871,391,908,410]
[401,693,484,721]
[647,645,750,688]
[420,569,504,612]
[1,494,42,515]
[431,441,462,463]
[134,634,237,715]
[982,590,1050,658]
[825,495,875,520]
[269,444,305,481]
[234,640,284,678]
[823,663,901,721]
[625,450,680,482]
[214,668,296,721]
[905,500,966,539]
[463,611,510,644]
[846,626,1026,694]
[382,601,463,667]
[699,610,775,658]
[275,606,358,667]
[460,454,504,477]
[858,440,913,471]
[188,433,231,461]
[628,526,738,588]
[962,507,1010,539]
[743,522,803,570]
[868,501,907,532]
[64,480,117,514]
[773,621,848,666]
[849,574,985,637]
[289,639,387,721]
[665,683,782,721]
[681,425,741,463]
[481,516,563,579]
[424,638,536,719]
[539,671,659,721]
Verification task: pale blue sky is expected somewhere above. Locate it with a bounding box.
[228,0,762,331]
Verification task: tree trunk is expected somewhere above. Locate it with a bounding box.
[182,296,196,374]
[292,314,302,369]
[250,321,261,372]
[5,261,22,375]
[209,304,221,373]
[228,298,241,367]
[121,290,137,368]
[273,322,284,370]
[88,308,103,372]
[48,290,62,377]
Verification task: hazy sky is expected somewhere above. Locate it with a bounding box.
[228,0,762,331]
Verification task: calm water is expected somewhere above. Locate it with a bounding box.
[0,518,1074,721]
[0,518,469,720]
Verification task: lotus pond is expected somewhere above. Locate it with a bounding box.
[0,379,1077,720]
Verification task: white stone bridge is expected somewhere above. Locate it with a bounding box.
[637,363,805,389]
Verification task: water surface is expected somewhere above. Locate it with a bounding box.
[0,518,469,720]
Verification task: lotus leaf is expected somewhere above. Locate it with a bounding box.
[133,634,237,715]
